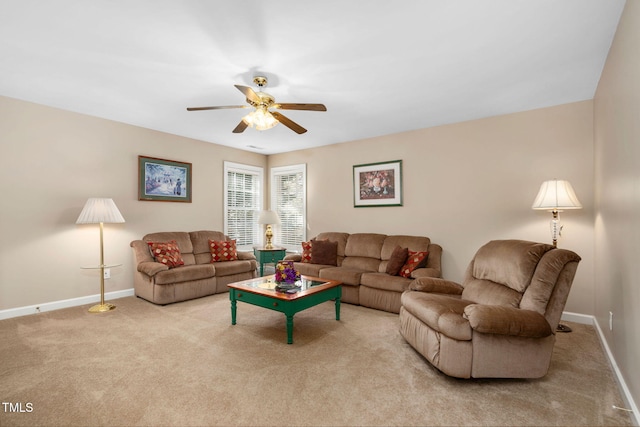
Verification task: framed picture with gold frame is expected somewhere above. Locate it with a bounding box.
[353,160,402,207]
[138,155,192,202]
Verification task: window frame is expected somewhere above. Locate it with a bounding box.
[223,161,264,251]
[270,164,307,251]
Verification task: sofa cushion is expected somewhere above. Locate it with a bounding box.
[293,262,329,277]
[345,233,386,258]
[315,232,349,257]
[190,230,227,254]
[360,272,411,292]
[341,256,381,272]
[147,240,185,269]
[319,267,364,286]
[211,260,255,276]
[311,240,338,265]
[154,264,215,285]
[143,231,195,265]
[399,250,429,278]
[210,239,238,262]
[385,245,408,275]
[381,235,431,260]
[301,241,313,263]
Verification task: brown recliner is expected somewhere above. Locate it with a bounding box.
[399,239,581,379]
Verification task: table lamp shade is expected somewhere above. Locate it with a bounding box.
[257,210,280,225]
[532,180,582,211]
[76,198,125,224]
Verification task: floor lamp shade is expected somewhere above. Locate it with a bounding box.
[76,198,125,224]
[76,198,125,313]
[531,180,582,211]
[532,179,582,248]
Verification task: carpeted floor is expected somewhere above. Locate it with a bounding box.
[0,293,634,426]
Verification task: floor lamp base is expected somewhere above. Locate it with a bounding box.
[88,303,116,313]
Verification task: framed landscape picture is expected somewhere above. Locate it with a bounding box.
[353,160,402,207]
[138,156,192,202]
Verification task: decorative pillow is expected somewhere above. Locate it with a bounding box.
[399,250,429,278]
[147,240,185,269]
[311,240,338,266]
[385,245,409,276]
[301,241,313,263]
[209,239,238,262]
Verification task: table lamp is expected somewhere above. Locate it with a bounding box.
[258,210,280,249]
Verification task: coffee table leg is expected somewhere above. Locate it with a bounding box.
[286,314,294,344]
[230,291,237,325]
[335,297,341,321]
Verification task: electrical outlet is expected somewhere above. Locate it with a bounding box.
[609,311,613,331]
[103,268,111,280]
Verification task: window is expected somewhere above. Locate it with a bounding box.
[224,162,263,249]
[271,164,306,251]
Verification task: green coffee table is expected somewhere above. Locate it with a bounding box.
[228,275,342,344]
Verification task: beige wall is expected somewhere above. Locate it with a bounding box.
[0,96,266,310]
[270,101,595,314]
[594,0,640,412]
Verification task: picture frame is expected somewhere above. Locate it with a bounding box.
[353,160,403,207]
[138,155,192,202]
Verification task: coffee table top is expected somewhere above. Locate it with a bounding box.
[228,275,341,301]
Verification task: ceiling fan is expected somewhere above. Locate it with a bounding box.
[187,76,326,134]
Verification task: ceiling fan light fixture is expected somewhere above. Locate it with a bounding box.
[243,108,278,131]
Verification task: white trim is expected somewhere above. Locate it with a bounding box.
[561,312,639,425]
[0,288,135,320]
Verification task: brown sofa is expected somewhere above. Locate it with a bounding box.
[130,231,257,305]
[399,239,581,378]
[284,232,442,313]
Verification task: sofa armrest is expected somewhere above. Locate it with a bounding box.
[408,277,463,295]
[137,261,169,276]
[463,305,553,338]
[410,267,441,279]
[237,251,256,261]
[284,254,302,262]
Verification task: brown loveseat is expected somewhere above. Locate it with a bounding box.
[284,232,442,313]
[399,239,581,379]
[130,231,257,305]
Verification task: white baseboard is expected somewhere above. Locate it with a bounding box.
[562,311,639,425]
[0,288,135,320]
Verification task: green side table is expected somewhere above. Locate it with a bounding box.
[253,247,287,276]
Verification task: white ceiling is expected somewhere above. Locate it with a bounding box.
[0,1,625,155]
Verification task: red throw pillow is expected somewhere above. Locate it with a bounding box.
[399,250,429,278]
[386,245,409,276]
[209,239,238,262]
[147,240,185,269]
[301,241,313,263]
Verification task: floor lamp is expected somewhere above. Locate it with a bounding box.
[76,198,125,313]
[532,179,582,332]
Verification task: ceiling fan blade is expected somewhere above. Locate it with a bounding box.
[234,85,261,104]
[232,120,249,133]
[187,105,248,111]
[271,111,307,134]
[274,103,327,112]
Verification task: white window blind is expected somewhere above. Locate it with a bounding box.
[271,164,306,250]
[224,162,263,249]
